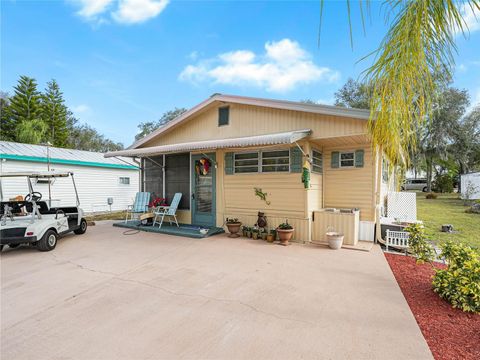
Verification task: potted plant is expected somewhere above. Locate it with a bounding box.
[242,225,248,237]
[266,229,275,242]
[276,220,294,246]
[246,227,252,238]
[261,229,268,241]
[326,227,344,250]
[225,218,242,238]
[252,228,259,240]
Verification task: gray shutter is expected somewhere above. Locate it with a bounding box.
[290,147,303,173]
[355,149,364,168]
[331,151,340,168]
[225,152,234,174]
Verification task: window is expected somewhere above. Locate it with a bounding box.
[119,177,130,185]
[233,149,290,173]
[261,150,289,172]
[311,149,322,173]
[234,152,259,173]
[218,106,229,126]
[340,152,355,168]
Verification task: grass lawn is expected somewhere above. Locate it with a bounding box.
[417,193,480,249]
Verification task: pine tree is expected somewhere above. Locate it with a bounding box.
[9,76,46,144]
[0,92,15,141]
[42,79,69,147]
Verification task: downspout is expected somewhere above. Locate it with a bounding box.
[375,146,383,244]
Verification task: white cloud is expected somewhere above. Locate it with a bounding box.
[457,63,467,72]
[73,0,168,25]
[75,0,113,18]
[456,3,480,35]
[179,39,340,92]
[113,0,169,24]
[72,104,91,114]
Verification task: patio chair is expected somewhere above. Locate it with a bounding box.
[125,192,151,223]
[153,193,182,228]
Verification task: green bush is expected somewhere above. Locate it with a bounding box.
[405,223,435,263]
[432,241,480,313]
[425,192,438,199]
[432,173,454,193]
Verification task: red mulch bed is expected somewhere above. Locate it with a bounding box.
[385,253,480,360]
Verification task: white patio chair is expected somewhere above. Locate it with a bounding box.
[153,193,182,228]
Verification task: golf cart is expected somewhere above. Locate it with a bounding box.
[0,171,87,252]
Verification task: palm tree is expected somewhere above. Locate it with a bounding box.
[322,0,480,170]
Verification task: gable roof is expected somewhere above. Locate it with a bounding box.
[130,94,372,150]
[0,141,138,170]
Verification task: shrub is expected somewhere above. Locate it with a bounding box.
[432,241,480,313]
[405,223,435,263]
[465,203,480,214]
[432,173,454,193]
[425,193,438,199]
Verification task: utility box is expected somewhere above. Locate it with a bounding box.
[312,209,360,246]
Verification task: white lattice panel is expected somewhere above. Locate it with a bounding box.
[387,192,416,222]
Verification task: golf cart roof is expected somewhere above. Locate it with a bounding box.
[0,171,73,178]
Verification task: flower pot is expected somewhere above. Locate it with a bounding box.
[326,232,344,250]
[226,222,242,238]
[261,233,268,241]
[252,232,259,240]
[266,234,274,242]
[246,231,252,238]
[276,228,294,246]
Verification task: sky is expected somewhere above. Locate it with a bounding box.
[2,0,480,147]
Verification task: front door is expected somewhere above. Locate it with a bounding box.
[191,153,216,227]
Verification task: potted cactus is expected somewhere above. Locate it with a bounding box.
[261,229,268,241]
[276,220,294,246]
[252,228,259,240]
[225,218,242,238]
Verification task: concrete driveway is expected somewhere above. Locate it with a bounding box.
[1,221,432,360]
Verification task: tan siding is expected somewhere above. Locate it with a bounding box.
[323,144,376,221]
[142,104,367,148]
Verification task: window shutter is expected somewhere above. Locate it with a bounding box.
[290,147,303,173]
[331,151,340,168]
[225,152,234,174]
[355,149,364,168]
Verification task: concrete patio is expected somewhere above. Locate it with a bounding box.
[1,221,432,359]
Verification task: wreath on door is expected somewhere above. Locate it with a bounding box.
[195,157,211,176]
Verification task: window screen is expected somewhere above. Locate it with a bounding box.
[234,152,259,173]
[119,177,130,185]
[312,149,322,173]
[165,153,190,210]
[340,152,355,168]
[261,149,289,172]
[143,156,163,199]
[218,106,229,126]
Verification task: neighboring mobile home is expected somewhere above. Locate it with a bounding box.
[0,141,140,212]
[106,94,390,243]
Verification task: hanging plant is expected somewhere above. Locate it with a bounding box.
[195,157,211,176]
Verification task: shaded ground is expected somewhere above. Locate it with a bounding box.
[385,253,480,360]
[1,222,432,359]
[416,193,479,248]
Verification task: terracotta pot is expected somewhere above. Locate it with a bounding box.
[276,228,294,246]
[326,232,344,250]
[266,234,274,242]
[226,222,242,238]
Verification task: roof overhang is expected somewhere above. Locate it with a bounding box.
[105,129,312,158]
[0,171,73,178]
[129,94,372,150]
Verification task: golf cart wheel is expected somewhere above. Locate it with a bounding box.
[0,245,3,252]
[422,186,428,192]
[74,219,87,235]
[38,230,57,252]
[9,244,20,249]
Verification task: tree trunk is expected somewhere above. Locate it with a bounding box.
[426,157,433,192]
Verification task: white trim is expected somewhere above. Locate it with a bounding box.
[339,151,355,168]
[128,94,371,150]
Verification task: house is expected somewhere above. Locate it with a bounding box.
[461,172,480,200]
[0,141,140,212]
[105,94,390,243]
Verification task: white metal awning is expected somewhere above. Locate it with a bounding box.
[104,129,312,158]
